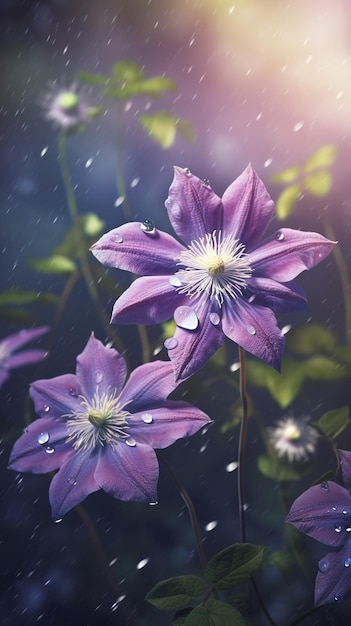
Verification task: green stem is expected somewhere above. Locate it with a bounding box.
[115,107,132,220]
[57,132,124,355]
[157,452,208,575]
[237,346,248,543]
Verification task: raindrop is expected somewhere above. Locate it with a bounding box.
[95,370,104,384]
[209,312,220,326]
[344,557,351,568]
[226,461,239,472]
[293,121,304,132]
[321,481,329,491]
[44,405,50,413]
[149,501,158,506]
[169,276,183,288]
[247,326,256,335]
[318,557,329,572]
[174,306,199,330]
[131,177,140,188]
[37,432,50,445]
[54,518,62,523]
[85,157,93,168]
[334,594,342,602]
[125,438,136,447]
[164,337,178,350]
[334,525,342,533]
[114,196,125,207]
[45,446,55,454]
[248,294,256,303]
[112,232,123,244]
[141,413,153,424]
[136,558,149,570]
[275,231,285,241]
[67,476,77,485]
[40,146,48,157]
[183,167,191,176]
[140,218,155,234]
[205,520,218,532]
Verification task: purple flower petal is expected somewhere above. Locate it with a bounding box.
[166,297,224,381]
[338,450,351,492]
[90,222,182,275]
[95,442,158,503]
[221,298,284,370]
[30,374,81,420]
[111,276,186,325]
[76,334,127,400]
[165,166,222,245]
[286,481,351,547]
[247,277,307,313]
[128,401,211,448]
[0,326,48,359]
[8,418,73,474]
[119,361,177,412]
[315,539,351,606]
[249,229,335,282]
[49,449,100,520]
[4,349,48,370]
[222,165,274,248]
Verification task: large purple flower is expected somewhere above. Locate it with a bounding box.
[91,165,334,380]
[286,450,351,605]
[8,334,210,520]
[0,326,48,390]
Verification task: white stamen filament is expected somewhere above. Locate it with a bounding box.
[175,230,252,305]
[65,388,131,451]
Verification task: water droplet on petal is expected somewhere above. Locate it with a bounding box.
[174,305,199,330]
[276,231,285,241]
[183,167,191,176]
[141,413,153,424]
[169,276,183,287]
[45,446,55,454]
[38,432,50,445]
[140,218,155,234]
[321,481,329,491]
[334,593,342,602]
[44,405,50,413]
[334,524,342,533]
[318,557,329,572]
[248,294,256,303]
[54,518,62,523]
[149,501,158,506]
[95,370,104,384]
[112,233,123,243]
[332,506,337,511]
[125,438,136,447]
[342,510,348,515]
[69,388,78,397]
[344,557,351,568]
[346,526,351,532]
[67,476,77,485]
[209,312,220,326]
[202,178,211,187]
[247,325,256,335]
[164,337,178,350]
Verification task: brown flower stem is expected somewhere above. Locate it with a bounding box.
[157,452,208,575]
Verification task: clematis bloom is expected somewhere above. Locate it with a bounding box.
[286,450,351,605]
[8,334,210,520]
[0,326,48,390]
[91,165,334,380]
[43,82,101,132]
[268,415,319,463]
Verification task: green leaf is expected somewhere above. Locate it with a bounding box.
[140,111,177,148]
[305,171,332,196]
[55,213,105,259]
[176,118,197,143]
[146,576,206,611]
[81,213,105,237]
[205,543,265,589]
[28,255,77,275]
[275,183,301,219]
[270,166,300,184]
[112,59,144,83]
[136,76,176,97]
[78,71,110,86]
[173,609,193,625]
[315,406,350,440]
[304,145,337,171]
[303,356,351,381]
[288,324,337,355]
[257,454,305,481]
[184,600,245,626]
[0,289,57,306]
[246,359,304,408]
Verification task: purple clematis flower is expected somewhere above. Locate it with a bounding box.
[8,334,210,520]
[0,326,48,390]
[286,449,351,606]
[91,165,334,380]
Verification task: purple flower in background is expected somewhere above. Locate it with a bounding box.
[91,165,334,380]
[286,450,351,605]
[0,327,48,390]
[43,82,100,132]
[8,334,210,520]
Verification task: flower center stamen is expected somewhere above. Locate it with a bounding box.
[65,388,130,451]
[174,230,252,306]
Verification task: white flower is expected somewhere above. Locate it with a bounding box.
[269,416,319,462]
[43,82,100,131]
